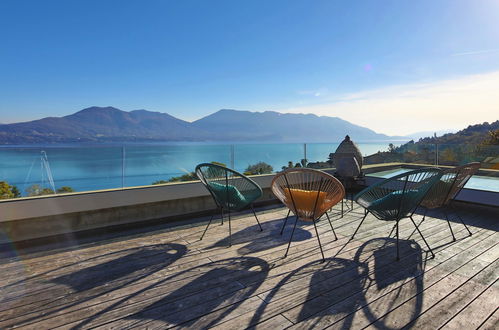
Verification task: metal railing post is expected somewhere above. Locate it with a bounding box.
[230,144,234,169]
[122,145,125,188]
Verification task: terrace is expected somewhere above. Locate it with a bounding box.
[0,161,497,329]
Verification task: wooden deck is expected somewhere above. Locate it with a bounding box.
[0,203,497,329]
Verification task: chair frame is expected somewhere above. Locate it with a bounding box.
[352,168,443,260]
[196,163,263,247]
[271,168,345,261]
[411,162,480,241]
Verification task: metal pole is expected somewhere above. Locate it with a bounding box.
[122,145,125,188]
[435,143,439,166]
[230,145,235,169]
[304,143,307,165]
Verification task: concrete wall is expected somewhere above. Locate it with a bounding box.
[1,163,496,244]
[0,175,277,244]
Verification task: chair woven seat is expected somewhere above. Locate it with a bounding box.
[420,162,480,209]
[353,168,443,260]
[196,163,264,246]
[271,168,345,260]
[416,162,480,241]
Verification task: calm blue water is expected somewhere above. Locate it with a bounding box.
[368,168,499,193]
[0,142,391,195]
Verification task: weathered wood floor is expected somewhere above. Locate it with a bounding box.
[0,203,497,329]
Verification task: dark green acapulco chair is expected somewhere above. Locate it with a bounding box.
[352,168,443,260]
[196,163,263,246]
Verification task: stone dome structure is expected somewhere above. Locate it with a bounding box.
[333,135,363,169]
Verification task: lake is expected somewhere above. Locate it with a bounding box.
[0,142,391,195]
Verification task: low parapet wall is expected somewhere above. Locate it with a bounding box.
[0,174,278,244]
[0,163,496,245]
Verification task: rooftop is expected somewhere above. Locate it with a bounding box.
[1,202,497,329]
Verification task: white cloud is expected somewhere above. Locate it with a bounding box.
[296,87,329,97]
[279,71,499,136]
[451,49,499,56]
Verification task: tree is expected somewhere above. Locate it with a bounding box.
[57,186,75,193]
[440,148,458,165]
[0,181,22,199]
[482,129,499,145]
[10,185,21,198]
[0,181,14,199]
[152,161,225,185]
[244,162,273,175]
[26,184,55,197]
[388,143,396,153]
[167,172,197,182]
[152,180,169,185]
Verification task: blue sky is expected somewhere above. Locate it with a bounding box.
[1,0,498,134]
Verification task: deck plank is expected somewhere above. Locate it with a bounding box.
[0,204,496,330]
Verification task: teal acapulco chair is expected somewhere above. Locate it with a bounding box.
[196,163,263,247]
[409,162,479,242]
[352,168,443,260]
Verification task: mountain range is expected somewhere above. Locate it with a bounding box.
[0,106,401,144]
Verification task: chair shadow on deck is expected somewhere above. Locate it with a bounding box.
[250,238,425,329]
[207,217,312,255]
[123,256,270,328]
[0,243,187,329]
[52,243,187,292]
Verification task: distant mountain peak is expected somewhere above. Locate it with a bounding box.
[0,106,398,144]
[74,106,121,113]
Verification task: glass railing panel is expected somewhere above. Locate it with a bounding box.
[0,146,124,197]
[437,143,499,169]
[304,143,334,169]
[1,142,497,199]
[123,143,232,187]
[305,142,400,169]
[363,143,437,166]
[0,147,44,198]
[233,143,305,175]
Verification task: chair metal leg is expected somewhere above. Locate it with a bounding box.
[251,204,263,231]
[351,211,369,239]
[220,208,224,225]
[200,213,215,240]
[325,212,337,240]
[443,209,456,241]
[396,221,400,261]
[341,199,344,218]
[228,209,232,247]
[284,215,299,258]
[312,217,325,262]
[388,223,396,238]
[407,208,427,240]
[280,209,291,235]
[409,216,435,259]
[449,204,472,236]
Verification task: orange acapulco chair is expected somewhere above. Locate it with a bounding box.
[271,168,345,261]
